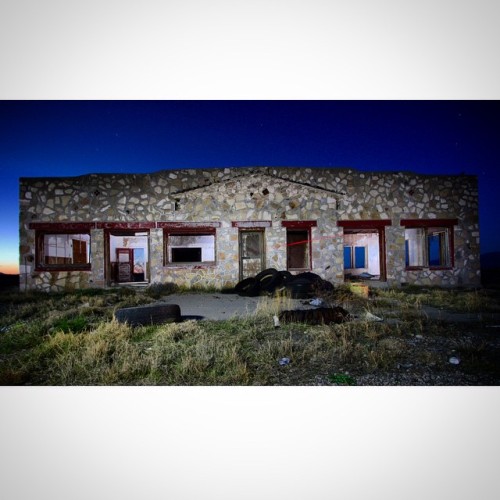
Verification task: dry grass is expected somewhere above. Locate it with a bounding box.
[1,285,499,385]
[375,286,500,313]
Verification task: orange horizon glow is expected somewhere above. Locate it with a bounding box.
[0,263,19,275]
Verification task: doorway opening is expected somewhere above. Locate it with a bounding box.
[239,229,265,281]
[107,230,149,285]
[338,220,390,282]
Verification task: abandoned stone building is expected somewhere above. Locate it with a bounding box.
[19,166,481,292]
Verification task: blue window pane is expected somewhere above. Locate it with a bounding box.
[344,246,352,269]
[428,234,441,266]
[354,246,366,268]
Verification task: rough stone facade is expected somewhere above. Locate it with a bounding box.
[19,167,480,291]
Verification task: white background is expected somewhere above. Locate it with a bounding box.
[1,1,499,499]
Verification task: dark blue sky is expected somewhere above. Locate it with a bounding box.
[1,100,499,273]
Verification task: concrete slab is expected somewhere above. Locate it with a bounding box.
[155,293,315,321]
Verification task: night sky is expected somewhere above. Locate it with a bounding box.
[1,100,499,274]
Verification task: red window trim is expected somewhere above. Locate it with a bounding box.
[281,220,317,229]
[400,218,458,228]
[34,229,92,272]
[163,224,217,266]
[158,221,221,230]
[29,221,223,231]
[232,221,272,228]
[401,219,456,270]
[338,219,392,229]
[29,222,96,231]
[97,222,156,230]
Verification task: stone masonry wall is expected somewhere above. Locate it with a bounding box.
[19,166,480,291]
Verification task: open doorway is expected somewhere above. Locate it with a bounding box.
[239,229,265,280]
[339,220,390,282]
[343,230,381,280]
[107,230,149,285]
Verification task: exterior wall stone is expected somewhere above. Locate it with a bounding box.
[19,166,481,290]
[90,229,105,288]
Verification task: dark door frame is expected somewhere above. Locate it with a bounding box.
[238,228,266,281]
[338,220,391,282]
[103,226,151,285]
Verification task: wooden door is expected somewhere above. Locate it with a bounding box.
[116,248,133,283]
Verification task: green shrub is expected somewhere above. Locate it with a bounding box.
[328,373,357,385]
[53,315,89,333]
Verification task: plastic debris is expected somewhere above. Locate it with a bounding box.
[398,363,414,369]
[273,315,280,328]
[363,311,383,322]
[309,298,324,307]
[449,356,461,365]
[279,357,291,366]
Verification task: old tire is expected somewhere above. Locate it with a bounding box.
[285,278,314,299]
[234,277,261,297]
[278,270,294,286]
[279,306,350,325]
[293,272,323,284]
[115,303,181,326]
[255,268,280,292]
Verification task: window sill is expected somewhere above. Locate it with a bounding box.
[405,266,453,271]
[164,263,216,269]
[35,266,91,272]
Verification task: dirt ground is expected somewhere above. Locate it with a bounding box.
[153,292,316,320]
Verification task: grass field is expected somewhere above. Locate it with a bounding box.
[1,285,499,385]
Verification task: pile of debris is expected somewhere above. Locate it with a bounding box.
[233,268,334,299]
[278,306,350,325]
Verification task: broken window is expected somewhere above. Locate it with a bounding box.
[165,231,216,264]
[405,228,425,267]
[36,232,91,270]
[404,224,453,269]
[287,229,311,270]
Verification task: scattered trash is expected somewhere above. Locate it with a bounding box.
[398,363,414,369]
[279,357,290,366]
[449,356,461,365]
[362,311,383,322]
[358,272,375,279]
[415,334,424,339]
[273,315,280,328]
[309,298,324,307]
